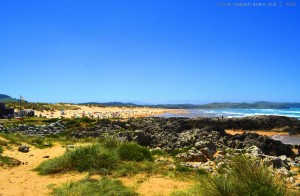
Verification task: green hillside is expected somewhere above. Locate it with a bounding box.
[0,94,19,103]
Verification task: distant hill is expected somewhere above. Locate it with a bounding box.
[147,104,198,109]
[79,102,198,109]
[0,94,20,103]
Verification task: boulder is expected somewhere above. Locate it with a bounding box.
[18,145,29,153]
[133,130,152,146]
[201,147,215,159]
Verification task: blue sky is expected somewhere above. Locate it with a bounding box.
[0,0,299,104]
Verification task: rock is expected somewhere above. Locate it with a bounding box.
[201,147,214,159]
[228,132,295,157]
[290,177,295,183]
[66,144,75,150]
[176,151,208,162]
[293,182,300,187]
[43,156,49,158]
[18,145,29,153]
[246,145,262,156]
[278,167,290,177]
[133,130,152,146]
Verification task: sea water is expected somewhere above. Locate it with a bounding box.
[159,108,300,120]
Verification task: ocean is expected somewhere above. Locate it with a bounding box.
[159,108,300,120]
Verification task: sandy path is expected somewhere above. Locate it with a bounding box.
[0,144,87,196]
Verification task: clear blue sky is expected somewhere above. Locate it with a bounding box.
[0,0,299,104]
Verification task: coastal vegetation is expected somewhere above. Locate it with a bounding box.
[5,102,79,111]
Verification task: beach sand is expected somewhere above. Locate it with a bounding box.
[34,104,186,119]
[225,129,291,137]
[0,140,191,196]
[0,144,87,196]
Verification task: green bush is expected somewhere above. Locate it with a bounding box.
[117,143,153,162]
[52,178,137,196]
[0,146,3,154]
[35,144,118,175]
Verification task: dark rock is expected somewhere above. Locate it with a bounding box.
[133,130,152,146]
[18,145,29,153]
[176,149,208,162]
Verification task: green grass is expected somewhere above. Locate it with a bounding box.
[0,155,20,166]
[171,156,293,196]
[0,145,3,153]
[52,178,137,196]
[151,148,167,156]
[6,102,79,112]
[199,155,292,196]
[1,133,53,148]
[117,143,153,162]
[113,161,156,177]
[35,144,118,175]
[35,141,157,175]
[170,184,202,196]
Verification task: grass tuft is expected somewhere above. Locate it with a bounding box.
[52,178,137,196]
[35,144,118,175]
[199,155,292,196]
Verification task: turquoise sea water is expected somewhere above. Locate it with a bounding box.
[159,108,300,120]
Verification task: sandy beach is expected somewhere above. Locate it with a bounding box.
[34,105,187,119]
[225,129,291,137]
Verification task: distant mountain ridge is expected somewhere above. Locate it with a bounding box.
[0,94,20,103]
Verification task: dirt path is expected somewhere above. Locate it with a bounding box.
[0,144,87,196]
